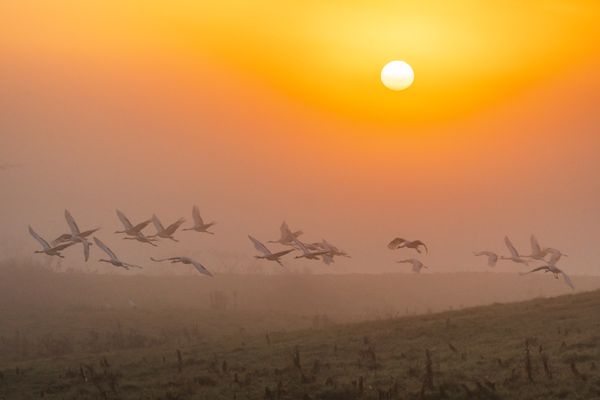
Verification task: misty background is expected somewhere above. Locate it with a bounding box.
[1,60,599,278]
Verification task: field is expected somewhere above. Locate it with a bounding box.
[0,264,599,399]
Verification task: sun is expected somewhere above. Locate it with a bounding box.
[380,61,414,91]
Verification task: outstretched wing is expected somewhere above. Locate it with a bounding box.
[152,215,166,233]
[388,237,406,250]
[271,249,295,258]
[81,239,90,262]
[192,205,204,226]
[530,235,542,256]
[547,248,563,265]
[116,209,134,230]
[280,221,291,237]
[248,235,271,256]
[64,209,81,235]
[51,233,73,246]
[28,226,50,250]
[93,237,118,261]
[80,227,100,238]
[132,219,152,232]
[123,263,143,269]
[165,218,185,234]
[504,236,519,258]
[292,239,310,255]
[561,271,574,289]
[520,266,548,275]
[150,256,180,263]
[414,240,428,254]
[52,242,75,251]
[190,259,213,277]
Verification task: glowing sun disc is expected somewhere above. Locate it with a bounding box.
[381,61,414,91]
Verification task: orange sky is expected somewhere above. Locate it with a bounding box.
[1,1,599,278]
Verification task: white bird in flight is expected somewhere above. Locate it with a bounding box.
[473,251,499,267]
[93,237,143,270]
[522,235,548,260]
[114,209,157,246]
[52,226,100,247]
[114,209,152,236]
[268,221,303,246]
[150,256,213,277]
[63,210,97,261]
[293,239,330,260]
[305,239,350,264]
[501,236,529,265]
[520,264,574,289]
[248,235,294,266]
[28,226,74,258]
[522,235,567,265]
[397,258,428,273]
[150,215,185,242]
[388,238,428,254]
[546,247,568,265]
[183,205,215,235]
[123,231,158,247]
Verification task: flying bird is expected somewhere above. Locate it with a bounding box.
[523,235,548,260]
[150,256,213,277]
[473,251,499,267]
[293,239,330,260]
[521,235,567,265]
[545,247,568,265]
[52,227,100,247]
[248,235,294,266]
[183,205,216,235]
[268,221,303,246]
[150,215,185,242]
[397,258,428,273]
[123,231,158,247]
[388,238,428,254]
[306,239,350,265]
[320,239,351,258]
[63,210,97,261]
[93,237,143,270]
[520,264,574,289]
[115,209,152,236]
[500,236,529,265]
[28,226,74,258]
[114,210,156,246]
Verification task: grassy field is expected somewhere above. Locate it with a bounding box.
[1,284,599,399]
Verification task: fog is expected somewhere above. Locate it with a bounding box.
[1,60,600,279]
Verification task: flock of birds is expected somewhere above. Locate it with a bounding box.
[27,208,349,278]
[28,207,215,276]
[27,208,574,288]
[473,235,572,288]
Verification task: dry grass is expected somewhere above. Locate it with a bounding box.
[0,284,599,399]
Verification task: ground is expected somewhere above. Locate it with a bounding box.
[0,288,599,399]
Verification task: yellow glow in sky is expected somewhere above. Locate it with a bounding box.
[1,0,599,125]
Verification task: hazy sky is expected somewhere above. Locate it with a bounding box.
[1,1,599,276]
